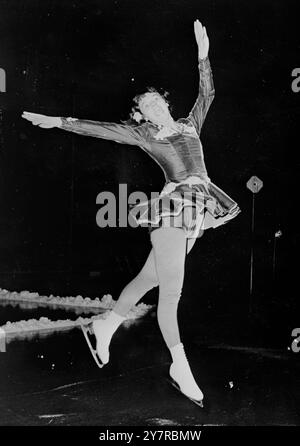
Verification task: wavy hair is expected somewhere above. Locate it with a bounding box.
[128,87,171,124]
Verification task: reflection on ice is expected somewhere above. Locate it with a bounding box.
[0,327,6,352]
[0,299,102,315]
[4,325,79,345]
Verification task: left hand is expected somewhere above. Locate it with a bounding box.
[194,19,209,59]
[22,111,61,128]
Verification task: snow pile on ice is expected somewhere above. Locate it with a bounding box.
[0,288,116,309]
[0,288,154,335]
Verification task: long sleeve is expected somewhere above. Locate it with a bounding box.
[59,117,148,148]
[187,56,215,135]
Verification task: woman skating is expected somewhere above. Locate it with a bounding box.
[22,20,240,407]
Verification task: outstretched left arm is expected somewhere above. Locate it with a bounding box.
[188,20,215,134]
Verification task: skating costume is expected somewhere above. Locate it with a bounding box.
[60,57,240,238]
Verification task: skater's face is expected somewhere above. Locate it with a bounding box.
[138,93,171,125]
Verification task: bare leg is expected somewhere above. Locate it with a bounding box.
[150,225,204,402]
[112,230,202,317]
[113,249,159,316]
[112,229,202,317]
[150,227,186,348]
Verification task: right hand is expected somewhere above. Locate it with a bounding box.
[22,111,61,128]
[194,19,209,59]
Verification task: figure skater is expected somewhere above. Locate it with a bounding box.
[22,20,240,407]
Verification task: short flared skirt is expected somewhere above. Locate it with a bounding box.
[128,182,241,239]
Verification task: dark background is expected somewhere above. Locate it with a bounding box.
[0,0,299,347]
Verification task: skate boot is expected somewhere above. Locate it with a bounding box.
[169,343,204,407]
[81,311,126,368]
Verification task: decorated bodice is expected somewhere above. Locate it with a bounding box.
[142,118,208,182]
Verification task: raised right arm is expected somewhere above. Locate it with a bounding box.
[22,112,148,148]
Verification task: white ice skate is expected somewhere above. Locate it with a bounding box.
[81,312,125,368]
[168,362,204,408]
[80,322,106,369]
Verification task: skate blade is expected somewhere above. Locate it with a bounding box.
[168,377,204,408]
[80,323,104,369]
